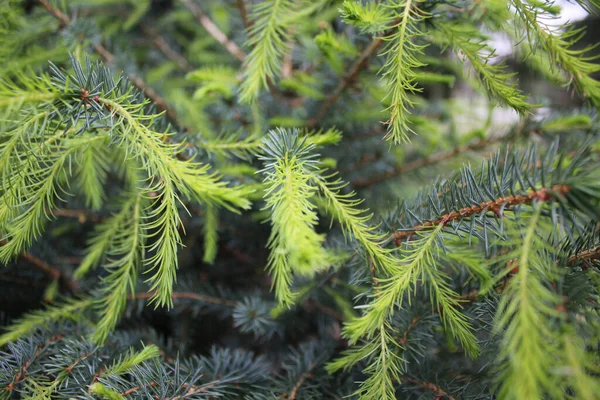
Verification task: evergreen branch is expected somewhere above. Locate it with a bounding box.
[239,0,295,103]
[0,134,106,263]
[344,223,478,357]
[511,0,600,107]
[260,130,332,305]
[202,203,218,264]
[179,0,246,62]
[38,0,183,128]
[391,184,570,245]
[381,0,428,144]
[433,21,533,114]
[387,142,600,252]
[99,98,252,211]
[0,298,93,347]
[91,193,146,344]
[494,205,562,399]
[91,94,250,309]
[345,225,443,341]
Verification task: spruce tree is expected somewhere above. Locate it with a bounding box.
[1,0,600,398]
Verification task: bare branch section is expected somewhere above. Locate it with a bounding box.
[19,251,61,280]
[236,0,252,30]
[180,0,246,62]
[352,137,499,188]
[141,25,193,72]
[308,39,383,127]
[352,121,530,188]
[401,376,456,400]
[287,361,316,400]
[308,18,402,128]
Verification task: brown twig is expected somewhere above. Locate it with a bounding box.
[19,251,62,280]
[352,138,497,188]
[286,362,315,400]
[141,24,193,72]
[4,333,63,392]
[131,291,237,307]
[391,184,571,246]
[53,208,102,224]
[120,381,157,396]
[568,246,600,266]
[397,316,422,346]
[308,39,384,127]
[401,376,456,400]
[304,299,345,321]
[180,0,246,62]
[38,0,69,25]
[120,380,212,397]
[352,121,530,188]
[235,0,252,30]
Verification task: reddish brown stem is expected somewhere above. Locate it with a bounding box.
[236,0,252,30]
[53,208,101,224]
[397,316,422,346]
[392,185,571,246]
[19,252,60,280]
[286,362,315,400]
[568,246,600,266]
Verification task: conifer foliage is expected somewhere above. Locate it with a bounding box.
[1,0,600,399]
